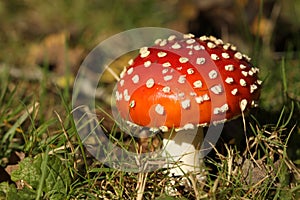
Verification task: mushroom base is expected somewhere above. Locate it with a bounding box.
[162,128,204,177]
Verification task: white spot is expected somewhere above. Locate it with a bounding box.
[168,35,176,41]
[248,70,254,76]
[178,75,186,84]
[251,100,259,107]
[225,77,234,84]
[188,50,193,55]
[186,39,196,44]
[126,120,138,128]
[127,120,138,127]
[155,104,165,115]
[222,52,230,59]
[150,127,159,132]
[139,47,148,54]
[146,78,155,88]
[230,45,237,51]
[179,57,189,63]
[183,123,194,130]
[221,103,229,112]
[162,86,171,93]
[215,39,224,45]
[195,96,203,104]
[164,75,173,81]
[203,94,210,101]
[181,99,190,109]
[207,42,216,48]
[209,35,217,41]
[214,103,229,114]
[154,38,162,45]
[211,54,219,60]
[240,99,248,111]
[144,61,151,68]
[240,64,247,69]
[124,89,130,101]
[119,79,125,87]
[177,92,184,98]
[160,126,169,132]
[250,84,258,93]
[223,43,230,50]
[140,50,150,58]
[231,88,238,95]
[176,66,183,70]
[187,68,194,74]
[162,68,169,74]
[240,79,247,86]
[251,67,260,73]
[158,51,167,57]
[132,74,139,84]
[128,59,134,65]
[209,70,218,79]
[199,35,208,41]
[210,84,223,94]
[196,57,206,65]
[159,39,167,46]
[162,62,171,67]
[225,64,234,71]
[127,67,134,75]
[243,54,251,61]
[123,89,129,96]
[115,91,122,101]
[129,100,135,108]
[194,45,205,50]
[172,125,186,131]
[186,45,193,49]
[213,119,227,126]
[234,52,243,59]
[190,92,197,96]
[257,80,262,85]
[183,33,194,39]
[193,80,202,88]
[241,71,248,77]
[172,42,181,49]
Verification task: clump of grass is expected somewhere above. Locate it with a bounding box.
[203,110,299,199]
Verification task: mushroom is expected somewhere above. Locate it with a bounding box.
[114,34,261,179]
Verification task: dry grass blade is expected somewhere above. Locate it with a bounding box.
[136,172,148,200]
[54,111,76,169]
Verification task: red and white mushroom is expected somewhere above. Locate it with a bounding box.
[115,33,261,178]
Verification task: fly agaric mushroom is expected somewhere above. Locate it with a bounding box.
[114,34,261,178]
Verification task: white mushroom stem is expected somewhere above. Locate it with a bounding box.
[162,128,204,177]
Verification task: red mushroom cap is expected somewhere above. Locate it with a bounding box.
[115,34,261,131]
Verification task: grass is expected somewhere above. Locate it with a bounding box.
[0,0,300,199]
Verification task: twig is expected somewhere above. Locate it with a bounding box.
[105,65,120,81]
[189,174,200,200]
[241,106,261,169]
[136,172,148,200]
